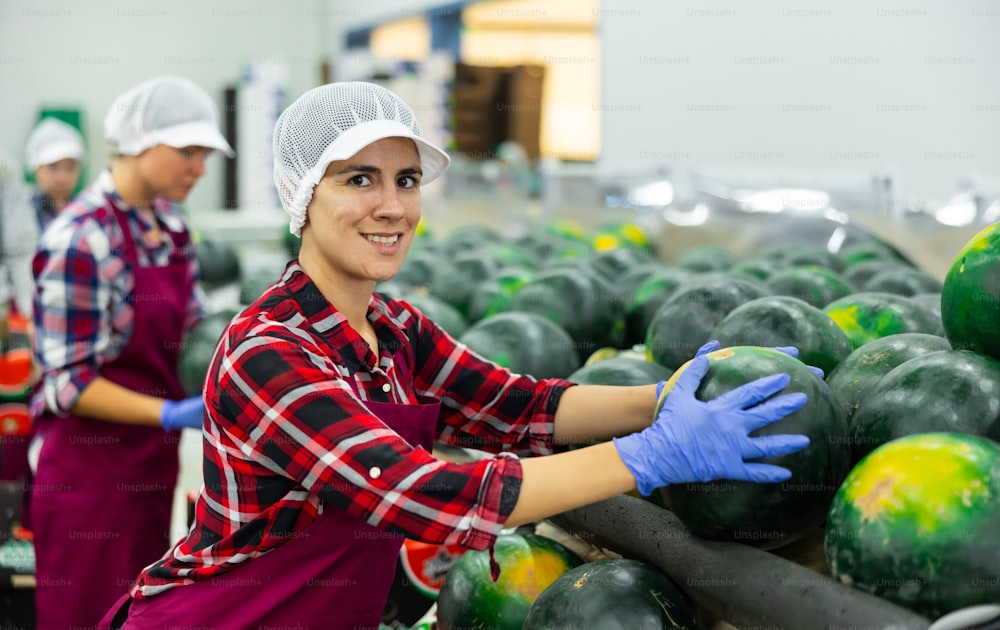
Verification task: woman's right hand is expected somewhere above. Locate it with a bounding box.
[613,355,810,496]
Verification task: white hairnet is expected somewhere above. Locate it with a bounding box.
[104,75,234,158]
[25,118,85,170]
[273,81,450,237]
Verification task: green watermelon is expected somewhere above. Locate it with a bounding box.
[841,260,907,289]
[429,251,507,318]
[709,295,853,376]
[458,312,581,379]
[196,240,242,289]
[437,532,583,630]
[657,347,850,550]
[823,292,943,349]
[402,293,469,339]
[907,292,945,336]
[824,433,1000,618]
[645,274,770,370]
[442,224,504,257]
[862,267,943,296]
[395,248,446,289]
[837,239,911,267]
[674,245,738,272]
[850,349,1000,463]
[523,559,699,629]
[509,266,625,359]
[568,355,673,387]
[762,244,845,272]
[589,248,657,282]
[825,333,952,427]
[179,309,240,397]
[941,222,1000,358]
[591,220,653,253]
[624,267,693,349]
[764,266,856,309]
[467,267,534,323]
[728,256,786,281]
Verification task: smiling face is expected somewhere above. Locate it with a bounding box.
[299,136,422,291]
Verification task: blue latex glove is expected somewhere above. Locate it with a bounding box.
[654,340,824,401]
[159,396,205,431]
[618,355,810,495]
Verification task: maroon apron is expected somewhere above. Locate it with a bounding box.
[30,201,191,630]
[108,356,440,630]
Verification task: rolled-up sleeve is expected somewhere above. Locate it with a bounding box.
[32,223,113,414]
[213,331,524,549]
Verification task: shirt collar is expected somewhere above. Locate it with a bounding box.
[283,263,411,372]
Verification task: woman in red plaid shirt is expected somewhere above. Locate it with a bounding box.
[103,82,810,629]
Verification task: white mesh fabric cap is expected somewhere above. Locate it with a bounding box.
[25,118,85,169]
[273,81,450,237]
[104,75,234,158]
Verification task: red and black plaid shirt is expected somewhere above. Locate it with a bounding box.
[133,262,573,597]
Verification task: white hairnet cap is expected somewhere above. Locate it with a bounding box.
[25,118,85,170]
[273,81,450,237]
[104,75,234,158]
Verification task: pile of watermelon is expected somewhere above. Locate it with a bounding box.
[403,217,1000,625]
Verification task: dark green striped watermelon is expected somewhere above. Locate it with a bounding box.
[849,349,1000,463]
[728,256,786,281]
[710,295,853,376]
[429,251,507,318]
[825,333,952,427]
[841,260,907,289]
[674,245,738,272]
[657,347,850,550]
[437,533,583,630]
[624,267,693,349]
[395,247,448,289]
[837,239,911,267]
[568,355,673,387]
[762,244,845,272]
[765,266,856,309]
[645,274,770,370]
[458,312,581,379]
[403,293,468,339]
[179,309,240,397]
[941,222,1000,358]
[823,292,943,349]
[862,267,943,296]
[467,267,534,323]
[825,433,1000,618]
[509,266,625,359]
[523,559,699,629]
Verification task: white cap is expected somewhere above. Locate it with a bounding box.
[103,75,234,158]
[273,81,450,237]
[25,118,85,170]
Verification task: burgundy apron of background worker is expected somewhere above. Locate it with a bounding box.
[106,355,441,630]
[31,200,191,630]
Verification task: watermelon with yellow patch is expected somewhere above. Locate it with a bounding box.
[941,221,1000,358]
[824,432,1000,618]
[823,292,942,349]
[436,532,583,630]
[657,347,850,550]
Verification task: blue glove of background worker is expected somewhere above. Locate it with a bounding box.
[619,353,810,496]
[654,341,824,400]
[160,396,205,431]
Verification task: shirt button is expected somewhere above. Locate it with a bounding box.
[369,467,382,479]
[381,383,391,393]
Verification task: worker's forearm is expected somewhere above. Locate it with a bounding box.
[505,441,636,526]
[551,384,657,445]
[70,376,165,426]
